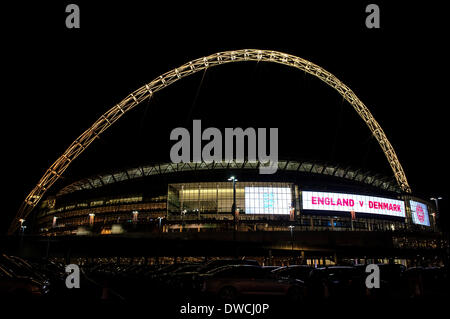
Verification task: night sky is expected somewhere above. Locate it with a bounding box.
[2,1,448,233]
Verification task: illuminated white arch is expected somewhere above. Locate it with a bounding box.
[8,49,411,234]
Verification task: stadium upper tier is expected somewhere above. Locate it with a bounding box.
[57,160,401,197]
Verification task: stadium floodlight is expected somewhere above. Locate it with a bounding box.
[228,176,238,212]
[430,197,443,213]
[88,213,95,226]
[17,218,26,235]
[132,210,138,223]
[288,225,295,251]
[228,176,238,242]
[157,216,163,232]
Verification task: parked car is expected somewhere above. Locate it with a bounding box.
[353,263,400,299]
[272,265,314,282]
[403,266,448,298]
[200,264,305,301]
[198,259,260,273]
[170,259,260,292]
[306,266,365,300]
[0,254,50,285]
[0,264,49,298]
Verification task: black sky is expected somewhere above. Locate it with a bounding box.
[2,1,448,233]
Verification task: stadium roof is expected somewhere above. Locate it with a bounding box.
[56,160,401,196]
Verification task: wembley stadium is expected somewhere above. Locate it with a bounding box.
[2,48,448,308]
[26,158,444,267]
[5,49,446,269]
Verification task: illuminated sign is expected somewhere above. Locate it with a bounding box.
[245,187,291,214]
[302,191,406,218]
[410,200,430,226]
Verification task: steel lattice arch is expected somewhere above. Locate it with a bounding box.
[9,49,411,234]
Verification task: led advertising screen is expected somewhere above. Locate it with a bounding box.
[302,191,406,218]
[410,200,430,226]
[245,187,292,214]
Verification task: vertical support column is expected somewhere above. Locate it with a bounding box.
[294,185,300,221]
[216,183,219,218]
[268,249,272,266]
[198,184,201,219]
[166,184,170,220]
[180,184,184,214]
[405,195,412,229]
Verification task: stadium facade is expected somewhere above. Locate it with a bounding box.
[21,160,448,265]
[35,159,436,235]
[24,159,447,267]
